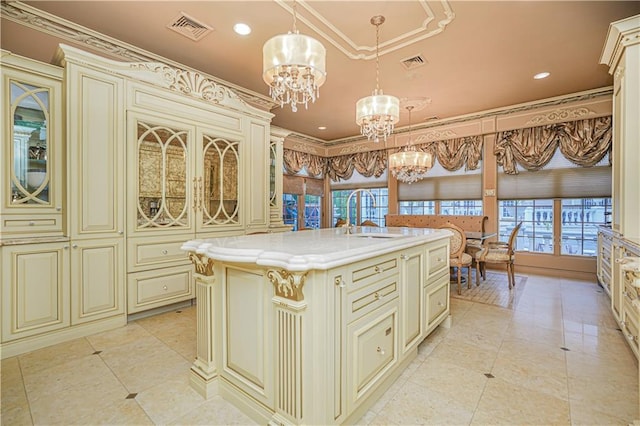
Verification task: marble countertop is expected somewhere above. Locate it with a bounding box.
[182,226,451,272]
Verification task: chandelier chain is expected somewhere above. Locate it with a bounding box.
[291,0,298,34]
[375,21,380,91]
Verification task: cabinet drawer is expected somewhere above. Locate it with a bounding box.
[426,279,449,326]
[349,254,398,292]
[128,238,189,272]
[347,303,398,409]
[2,215,62,235]
[347,277,398,324]
[127,266,193,313]
[622,301,639,357]
[427,244,448,277]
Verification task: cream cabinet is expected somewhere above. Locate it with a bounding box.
[1,51,64,237]
[400,246,425,353]
[1,242,70,341]
[597,227,613,296]
[70,238,125,325]
[601,15,640,239]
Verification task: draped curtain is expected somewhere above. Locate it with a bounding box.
[494,116,612,175]
[326,149,388,182]
[283,149,326,178]
[413,135,483,171]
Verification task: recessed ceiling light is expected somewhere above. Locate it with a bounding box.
[533,72,550,80]
[233,23,251,35]
[318,126,327,130]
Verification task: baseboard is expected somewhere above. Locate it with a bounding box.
[0,315,126,359]
[126,299,195,322]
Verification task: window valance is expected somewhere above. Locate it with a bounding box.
[283,149,326,178]
[414,135,483,172]
[326,150,388,182]
[494,116,612,175]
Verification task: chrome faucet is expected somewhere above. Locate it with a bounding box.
[344,188,376,234]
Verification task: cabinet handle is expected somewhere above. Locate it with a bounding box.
[163,285,168,291]
[376,346,385,355]
[162,249,168,255]
[198,177,203,210]
[192,178,198,211]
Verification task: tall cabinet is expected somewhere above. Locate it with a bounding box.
[56,45,274,316]
[1,44,279,358]
[599,14,640,420]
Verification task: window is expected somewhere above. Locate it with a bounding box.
[304,194,321,229]
[561,198,611,256]
[398,201,435,215]
[498,198,612,256]
[282,175,323,230]
[499,199,553,253]
[440,200,483,215]
[283,193,299,231]
[332,188,388,227]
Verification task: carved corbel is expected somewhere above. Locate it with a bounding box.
[188,252,215,276]
[267,269,307,302]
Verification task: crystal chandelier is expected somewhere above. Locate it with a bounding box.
[262,0,326,112]
[388,105,434,184]
[356,15,399,143]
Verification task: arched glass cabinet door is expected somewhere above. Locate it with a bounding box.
[10,81,51,205]
[135,121,190,230]
[269,141,277,208]
[200,134,240,227]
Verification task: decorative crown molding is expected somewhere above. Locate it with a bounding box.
[289,143,319,155]
[414,129,457,143]
[337,144,372,155]
[1,1,277,112]
[525,107,596,125]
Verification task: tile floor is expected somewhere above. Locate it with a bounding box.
[1,273,638,425]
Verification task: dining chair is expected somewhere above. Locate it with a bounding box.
[439,223,473,295]
[335,218,346,227]
[360,220,379,227]
[475,222,523,289]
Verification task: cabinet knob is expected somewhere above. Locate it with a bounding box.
[118,230,124,235]
[401,254,409,260]
[29,221,35,226]
[162,249,168,255]
[336,279,346,288]
[376,346,385,355]
[163,285,168,291]
[56,206,62,211]
[438,302,444,307]
[72,244,78,249]
[437,258,443,262]
[374,266,381,273]
[374,292,382,300]
[63,245,69,250]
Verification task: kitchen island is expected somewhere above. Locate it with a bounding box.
[182,226,451,425]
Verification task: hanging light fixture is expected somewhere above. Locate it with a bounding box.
[262,0,326,112]
[356,15,399,143]
[388,105,434,184]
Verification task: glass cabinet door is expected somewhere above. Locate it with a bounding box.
[9,81,51,206]
[269,142,277,208]
[200,134,240,228]
[135,121,190,230]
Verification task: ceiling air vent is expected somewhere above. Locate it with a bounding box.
[400,54,426,70]
[167,12,214,42]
